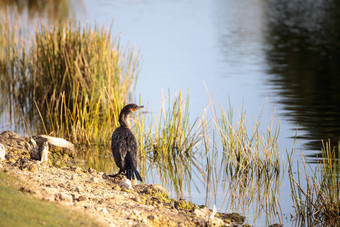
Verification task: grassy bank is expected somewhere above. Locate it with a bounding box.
[0,172,103,227]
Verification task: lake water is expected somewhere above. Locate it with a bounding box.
[1,0,339,226]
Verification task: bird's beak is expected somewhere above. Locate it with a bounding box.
[132,105,144,112]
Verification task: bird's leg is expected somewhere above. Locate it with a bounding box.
[108,169,123,178]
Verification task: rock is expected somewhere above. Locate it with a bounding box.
[193,207,210,218]
[88,168,96,174]
[69,166,83,173]
[112,174,133,190]
[128,214,139,220]
[91,177,99,183]
[147,214,159,222]
[75,186,82,192]
[34,135,75,155]
[219,212,246,225]
[208,204,217,221]
[132,194,141,203]
[0,143,5,161]
[209,214,225,227]
[58,192,73,203]
[0,131,19,139]
[193,206,218,225]
[174,199,195,210]
[101,208,109,215]
[146,184,169,197]
[78,195,87,201]
[40,141,49,163]
[29,139,40,160]
[29,139,49,163]
[41,187,59,201]
[120,179,132,190]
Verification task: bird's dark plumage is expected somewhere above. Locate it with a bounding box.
[111,104,143,181]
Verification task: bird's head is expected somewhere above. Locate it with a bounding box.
[122,104,144,114]
[119,104,144,128]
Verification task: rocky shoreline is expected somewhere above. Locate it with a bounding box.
[0,131,246,226]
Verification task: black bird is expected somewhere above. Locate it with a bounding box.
[111,104,143,181]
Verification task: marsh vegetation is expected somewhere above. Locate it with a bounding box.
[1,11,339,226]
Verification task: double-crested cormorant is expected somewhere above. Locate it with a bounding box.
[111,104,143,181]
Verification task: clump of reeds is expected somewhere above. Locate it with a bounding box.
[211,99,283,224]
[0,12,140,145]
[32,22,139,145]
[288,140,340,225]
[140,91,205,198]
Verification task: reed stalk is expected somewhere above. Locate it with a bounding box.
[209,97,283,224]
[288,140,340,225]
[0,13,140,145]
[140,91,205,198]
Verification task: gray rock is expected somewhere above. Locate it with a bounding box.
[0,143,5,161]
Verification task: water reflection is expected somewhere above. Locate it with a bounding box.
[0,0,83,23]
[264,0,340,153]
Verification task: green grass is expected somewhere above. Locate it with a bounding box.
[0,172,103,227]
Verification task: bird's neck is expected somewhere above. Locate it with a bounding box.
[119,113,131,128]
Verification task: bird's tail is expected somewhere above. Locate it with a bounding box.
[125,152,143,182]
[126,168,143,182]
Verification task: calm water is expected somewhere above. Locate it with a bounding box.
[1,0,339,226]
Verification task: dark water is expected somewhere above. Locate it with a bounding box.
[1,0,339,225]
[265,0,340,153]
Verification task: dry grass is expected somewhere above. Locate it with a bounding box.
[288,140,340,226]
